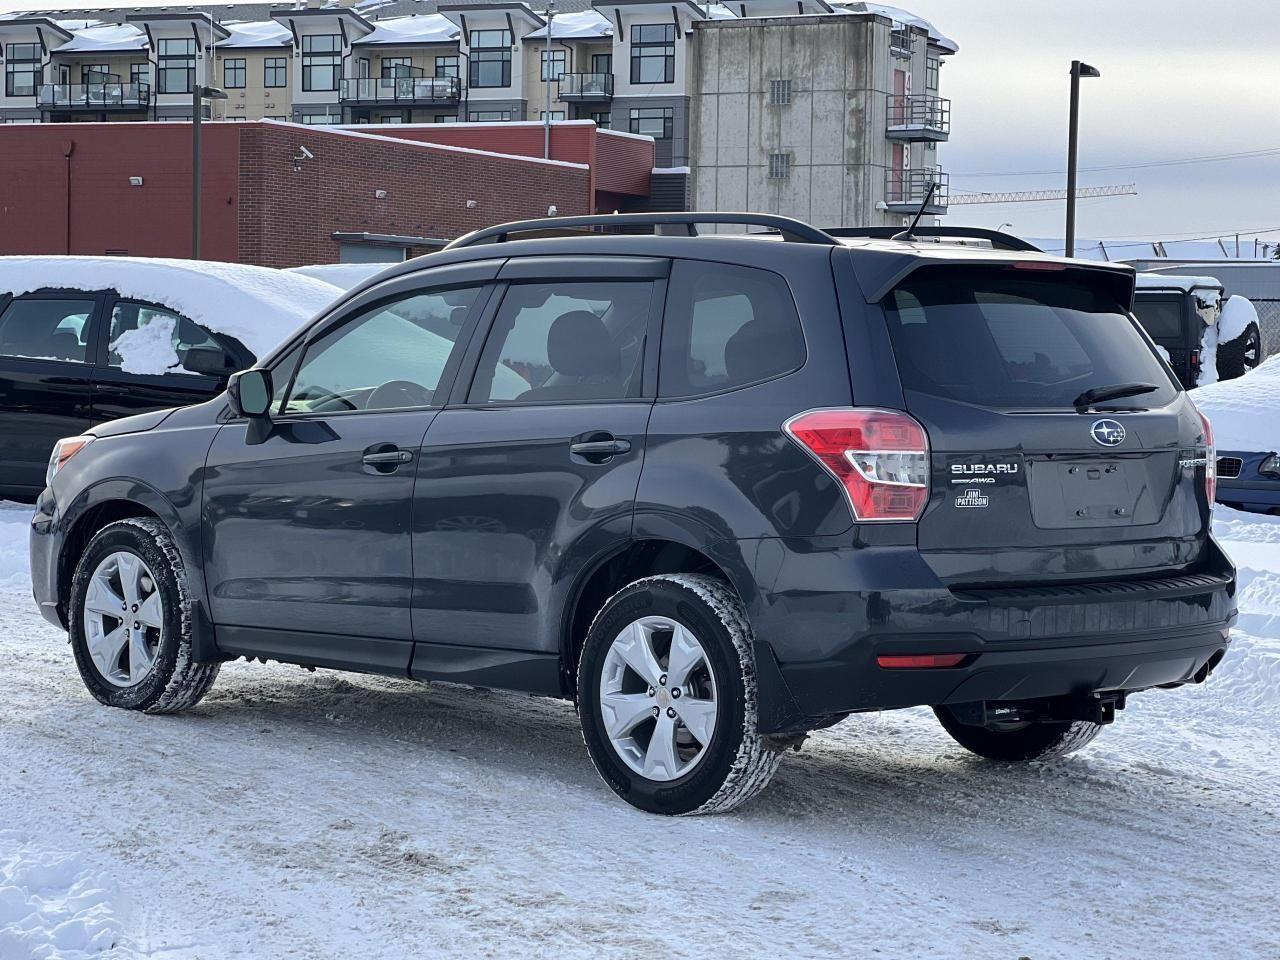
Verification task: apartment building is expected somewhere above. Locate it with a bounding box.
[0,0,955,225]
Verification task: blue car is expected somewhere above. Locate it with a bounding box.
[1217,451,1280,516]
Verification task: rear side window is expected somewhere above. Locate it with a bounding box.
[0,296,95,363]
[884,267,1178,410]
[1132,297,1185,340]
[659,261,805,398]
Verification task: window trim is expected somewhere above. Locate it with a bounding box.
[301,34,342,93]
[264,56,287,88]
[3,43,41,98]
[223,58,247,90]
[630,22,676,85]
[157,37,197,95]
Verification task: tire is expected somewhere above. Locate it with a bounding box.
[1217,322,1263,380]
[68,517,219,714]
[934,705,1101,762]
[577,574,783,815]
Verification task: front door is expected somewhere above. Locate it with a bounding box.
[411,261,665,674]
[0,291,101,496]
[202,277,493,674]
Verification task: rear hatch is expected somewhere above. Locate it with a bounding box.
[882,264,1212,587]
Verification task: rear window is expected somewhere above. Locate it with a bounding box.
[1132,297,1186,340]
[884,267,1178,410]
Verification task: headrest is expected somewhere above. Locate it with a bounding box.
[547,310,619,378]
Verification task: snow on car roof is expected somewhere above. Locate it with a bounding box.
[1193,353,1280,454]
[1135,273,1225,293]
[0,256,341,362]
[355,14,459,44]
[288,262,393,291]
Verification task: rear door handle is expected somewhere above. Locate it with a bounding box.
[570,438,632,457]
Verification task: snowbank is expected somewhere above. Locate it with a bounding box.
[0,257,342,365]
[1192,354,1280,452]
[0,502,31,587]
[0,831,125,959]
[289,262,390,292]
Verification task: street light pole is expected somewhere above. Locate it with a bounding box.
[543,0,556,159]
[1064,59,1100,259]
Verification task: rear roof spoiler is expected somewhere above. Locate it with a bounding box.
[826,226,1043,252]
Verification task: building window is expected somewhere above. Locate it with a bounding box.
[539,110,565,121]
[590,110,611,129]
[299,113,338,125]
[4,43,41,97]
[768,153,791,179]
[540,49,566,81]
[630,24,675,84]
[629,106,672,139]
[223,58,246,89]
[381,56,413,78]
[264,57,287,88]
[769,79,791,105]
[82,64,111,85]
[468,30,512,88]
[926,55,940,91]
[468,110,512,122]
[157,38,196,94]
[435,55,459,78]
[591,52,613,74]
[433,114,458,123]
[302,35,342,92]
[130,62,151,88]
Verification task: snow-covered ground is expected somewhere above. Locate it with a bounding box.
[1,499,1277,959]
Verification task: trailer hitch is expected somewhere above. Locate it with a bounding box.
[950,692,1126,729]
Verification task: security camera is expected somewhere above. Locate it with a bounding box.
[295,145,314,161]
[547,205,557,216]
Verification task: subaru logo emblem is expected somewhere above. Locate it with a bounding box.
[1091,419,1126,447]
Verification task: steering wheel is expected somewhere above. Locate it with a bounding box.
[365,379,433,410]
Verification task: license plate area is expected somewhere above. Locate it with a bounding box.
[1027,458,1162,528]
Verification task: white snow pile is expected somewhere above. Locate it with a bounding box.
[0,831,125,960]
[1192,353,1280,453]
[0,502,30,586]
[527,10,612,39]
[0,257,342,371]
[288,262,391,292]
[359,14,458,45]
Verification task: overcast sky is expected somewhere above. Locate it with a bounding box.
[904,0,1280,246]
[3,0,1276,247]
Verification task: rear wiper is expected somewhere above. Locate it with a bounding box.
[1073,382,1159,412]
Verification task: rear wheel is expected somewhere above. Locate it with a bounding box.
[577,574,782,815]
[934,705,1101,762]
[1217,321,1263,380]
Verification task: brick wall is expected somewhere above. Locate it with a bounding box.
[239,123,594,267]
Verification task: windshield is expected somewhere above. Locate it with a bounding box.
[883,267,1178,410]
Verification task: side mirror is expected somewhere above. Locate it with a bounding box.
[227,368,273,418]
[182,346,239,378]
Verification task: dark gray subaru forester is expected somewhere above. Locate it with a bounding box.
[30,214,1236,815]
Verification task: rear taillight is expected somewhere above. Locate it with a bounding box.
[1196,407,1216,505]
[1190,349,1202,370]
[783,408,930,522]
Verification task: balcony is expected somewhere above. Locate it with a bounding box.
[885,166,949,214]
[886,94,950,142]
[558,73,613,101]
[38,82,151,111]
[339,76,461,106]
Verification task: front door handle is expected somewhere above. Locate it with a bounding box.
[362,445,414,474]
[570,438,632,457]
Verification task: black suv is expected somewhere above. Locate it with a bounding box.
[30,215,1236,815]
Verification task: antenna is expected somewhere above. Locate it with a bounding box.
[891,181,937,242]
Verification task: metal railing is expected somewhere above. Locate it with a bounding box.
[885,167,949,209]
[339,75,461,104]
[890,27,915,58]
[558,73,613,99]
[38,82,151,109]
[886,94,950,136]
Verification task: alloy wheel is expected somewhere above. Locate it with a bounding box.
[598,615,718,782]
[82,551,164,688]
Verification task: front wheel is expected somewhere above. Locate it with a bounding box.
[577,574,782,815]
[934,705,1101,762]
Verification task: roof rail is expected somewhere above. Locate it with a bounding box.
[824,226,1043,253]
[445,212,839,250]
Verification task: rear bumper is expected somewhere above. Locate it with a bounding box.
[745,536,1236,731]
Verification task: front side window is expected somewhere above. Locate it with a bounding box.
[282,287,481,414]
[302,34,341,92]
[884,267,1179,410]
[659,261,805,398]
[108,301,244,376]
[223,58,246,89]
[629,107,672,139]
[157,38,196,94]
[631,23,675,84]
[469,281,653,404]
[4,43,40,97]
[541,49,566,81]
[0,297,95,363]
[264,57,287,88]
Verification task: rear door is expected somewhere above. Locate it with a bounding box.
[1131,292,1194,387]
[879,264,1209,587]
[410,257,664,677]
[0,290,101,495]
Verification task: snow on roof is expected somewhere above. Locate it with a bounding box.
[356,13,458,45]
[219,20,293,49]
[525,9,612,40]
[830,1,957,53]
[289,262,392,292]
[1135,273,1226,293]
[0,257,341,363]
[58,23,147,53]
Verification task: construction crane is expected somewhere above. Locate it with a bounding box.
[949,184,1137,205]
